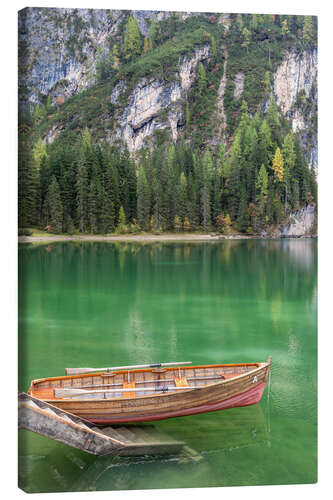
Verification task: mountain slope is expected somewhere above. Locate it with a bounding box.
[18,9,317,235]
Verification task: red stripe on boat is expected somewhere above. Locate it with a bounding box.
[88,381,266,424]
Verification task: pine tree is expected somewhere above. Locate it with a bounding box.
[242,122,257,202]
[137,165,150,230]
[236,13,243,29]
[126,156,137,223]
[303,16,314,45]
[202,150,214,181]
[291,179,300,210]
[282,132,296,213]
[39,154,51,225]
[237,182,249,232]
[256,164,268,222]
[102,165,116,233]
[165,146,177,229]
[45,176,63,233]
[198,63,207,96]
[18,122,38,227]
[266,97,281,148]
[149,20,161,48]
[184,217,191,232]
[76,154,89,233]
[210,34,217,59]
[258,119,273,168]
[272,147,284,183]
[228,134,242,221]
[33,137,47,172]
[264,71,271,93]
[241,27,251,53]
[116,205,127,233]
[88,178,98,234]
[282,19,289,37]
[175,172,188,226]
[112,44,120,69]
[174,215,182,232]
[201,184,211,231]
[143,37,151,53]
[124,16,142,61]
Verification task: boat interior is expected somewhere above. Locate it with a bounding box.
[29,363,261,401]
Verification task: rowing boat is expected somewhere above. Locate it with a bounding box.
[27,358,272,424]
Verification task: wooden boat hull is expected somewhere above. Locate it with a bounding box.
[86,381,266,424]
[28,360,272,424]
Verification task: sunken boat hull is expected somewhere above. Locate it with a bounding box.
[28,360,272,424]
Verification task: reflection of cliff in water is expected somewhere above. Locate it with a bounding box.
[279,239,316,271]
[19,404,269,493]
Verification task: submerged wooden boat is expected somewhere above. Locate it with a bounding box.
[28,358,272,424]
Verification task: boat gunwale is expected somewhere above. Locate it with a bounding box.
[29,361,271,403]
[30,362,263,385]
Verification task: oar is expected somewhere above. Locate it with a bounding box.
[55,386,199,398]
[65,361,192,376]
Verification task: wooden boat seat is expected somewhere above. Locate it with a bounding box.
[174,376,189,387]
[122,381,135,398]
[32,387,55,399]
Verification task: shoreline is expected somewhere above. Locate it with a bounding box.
[18,233,317,243]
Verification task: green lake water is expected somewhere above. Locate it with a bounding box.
[18,239,317,492]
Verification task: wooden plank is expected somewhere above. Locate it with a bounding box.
[33,387,54,399]
[122,381,135,398]
[174,376,189,387]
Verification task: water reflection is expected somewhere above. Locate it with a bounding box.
[18,240,317,490]
[19,403,270,493]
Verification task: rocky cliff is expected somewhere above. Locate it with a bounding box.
[19,8,317,168]
[19,8,117,103]
[111,45,210,151]
[280,205,316,237]
[273,49,318,170]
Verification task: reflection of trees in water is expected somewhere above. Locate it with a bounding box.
[270,292,282,328]
[19,240,317,377]
[124,310,156,362]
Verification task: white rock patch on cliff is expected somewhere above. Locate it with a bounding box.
[273,50,317,116]
[117,45,210,151]
[179,45,210,91]
[280,205,316,237]
[234,72,245,100]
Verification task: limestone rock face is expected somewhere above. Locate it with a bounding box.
[19,8,172,105]
[114,45,210,151]
[19,8,122,104]
[218,13,231,30]
[280,205,316,237]
[233,72,245,100]
[273,49,317,170]
[132,10,170,37]
[19,7,317,161]
[117,79,182,151]
[110,81,127,104]
[273,50,317,116]
[179,45,210,91]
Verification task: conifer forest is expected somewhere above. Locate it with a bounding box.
[18,10,317,235]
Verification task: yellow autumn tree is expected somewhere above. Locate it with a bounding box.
[272,147,284,182]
